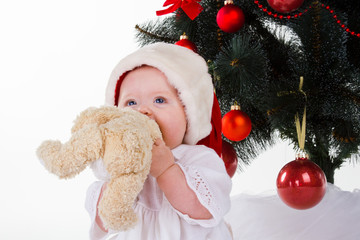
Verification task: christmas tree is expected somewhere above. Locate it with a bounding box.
[134,0,360,183]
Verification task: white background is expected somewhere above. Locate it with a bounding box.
[1,1,359,239]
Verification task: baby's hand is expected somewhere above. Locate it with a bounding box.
[150,138,175,178]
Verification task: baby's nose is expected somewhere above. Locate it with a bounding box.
[138,105,153,118]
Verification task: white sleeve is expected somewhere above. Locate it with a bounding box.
[84,181,109,240]
[173,146,232,228]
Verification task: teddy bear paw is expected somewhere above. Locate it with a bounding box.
[36,140,62,170]
[101,209,138,231]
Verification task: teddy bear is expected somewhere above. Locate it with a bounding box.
[36,106,162,231]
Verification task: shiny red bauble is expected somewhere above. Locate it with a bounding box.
[221,140,238,178]
[267,0,304,13]
[175,33,198,52]
[276,156,327,210]
[216,0,245,33]
[222,104,252,141]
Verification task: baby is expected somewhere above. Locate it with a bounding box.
[86,43,232,240]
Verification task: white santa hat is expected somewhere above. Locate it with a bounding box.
[105,42,222,155]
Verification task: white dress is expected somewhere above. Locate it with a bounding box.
[85,144,233,240]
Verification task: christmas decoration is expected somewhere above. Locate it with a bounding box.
[222,103,252,141]
[321,3,360,38]
[277,78,326,210]
[136,0,360,183]
[255,0,308,19]
[267,0,304,13]
[255,1,360,37]
[156,0,203,20]
[216,0,245,33]
[175,33,198,52]
[276,154,327,209]
[221,140,238,177]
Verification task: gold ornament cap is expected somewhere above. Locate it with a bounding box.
[224,0,234,5]
[231,102,241,110]
[180,33,188,40]
[296,151,309,160]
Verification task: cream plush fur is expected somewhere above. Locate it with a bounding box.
[37,106,162,231]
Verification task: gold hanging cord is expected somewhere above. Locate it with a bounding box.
[295,76,307,150]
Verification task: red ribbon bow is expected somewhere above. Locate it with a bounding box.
[156,0,203,20]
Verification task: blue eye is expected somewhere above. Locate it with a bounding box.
[127,100,137,106]
[155,98,165,104]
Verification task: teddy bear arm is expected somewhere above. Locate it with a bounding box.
[98,172,148,231]
[37,124,103,179]
[146,119,163,141]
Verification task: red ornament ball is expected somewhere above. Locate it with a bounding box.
[221,140,238,178]
[267,0,304,13]
[216,1,245,33]
[276,156,327,210]
[222,104,252,141]
[175,34,197,52]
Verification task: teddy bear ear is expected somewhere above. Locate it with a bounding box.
[71,106,122,133]
[71,107,98,133]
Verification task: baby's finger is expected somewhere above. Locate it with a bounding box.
[153,138,164,146]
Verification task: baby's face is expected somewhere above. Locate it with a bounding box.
[118,66,187,149]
